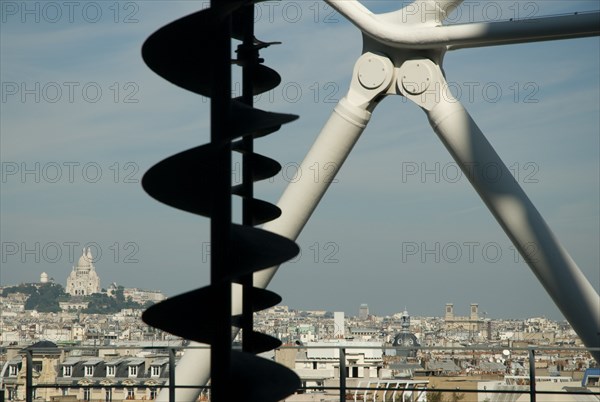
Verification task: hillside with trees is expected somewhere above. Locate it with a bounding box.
[2,283,67,312]
[1,283,150,313]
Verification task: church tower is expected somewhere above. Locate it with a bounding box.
[392,309,420,356]
[66,248,101,296]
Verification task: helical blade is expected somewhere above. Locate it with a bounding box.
[142,143,216,217]
[142,286,283,343]
[143,145,284,218]
[231,145,282,180]
[242,332,283,354]
[231,100,298,138]
[142,9,219,97]
[140,2,302,401]
[142,285,242,342]
[231,196,282,225]
[230,225,299,278]
[248,64,283,95]
[142,9,284,97]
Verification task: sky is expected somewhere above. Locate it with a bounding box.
[1,1,598,321]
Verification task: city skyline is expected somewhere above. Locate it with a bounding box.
[0,273,576,323]
[1,1,599,321]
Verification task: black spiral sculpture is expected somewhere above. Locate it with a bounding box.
[139,1,301,401]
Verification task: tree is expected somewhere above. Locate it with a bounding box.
[2,284,37,297]
[84,293,119,314]
[21,283,68,312]
[426,389,464,402]
[82,290,147,313]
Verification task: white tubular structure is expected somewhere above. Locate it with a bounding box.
[429,98,600,357]
[257,98,373,287]
[327,0,600,49]
[160,2,599,399]
[398,59,600,361]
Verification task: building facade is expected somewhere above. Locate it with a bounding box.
[65,248,101,296]
[1,341,170,401]
[444,303,485,338]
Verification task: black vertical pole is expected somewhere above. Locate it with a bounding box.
[339,348,346,402]
[25,350,32,402]
[528,348,536,402]
[240,3,256,355]
[210,2,232,401]
[168,347,175,402]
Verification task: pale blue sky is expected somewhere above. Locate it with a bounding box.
[1,1,598,320]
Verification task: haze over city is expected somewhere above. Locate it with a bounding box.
[1,1,599,321]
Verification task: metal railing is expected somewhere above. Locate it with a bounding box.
[2,344,598,402]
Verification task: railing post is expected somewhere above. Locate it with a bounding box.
[25,349,32,402]
[340,347,346,402]
[169,347,176,402]
[528,348,536,402]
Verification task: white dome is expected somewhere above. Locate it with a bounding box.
[77,248,93,268]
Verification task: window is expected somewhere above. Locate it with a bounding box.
[151,366,161,377]
[150,388,157,400]
[128,366,138,377]
[127,389,135,400]
[8,365,18,376]
[63,365,72,377]
[83,388,91,401]
[106,365,116,376]
[105,388,112,402]
[84,365,94,377]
